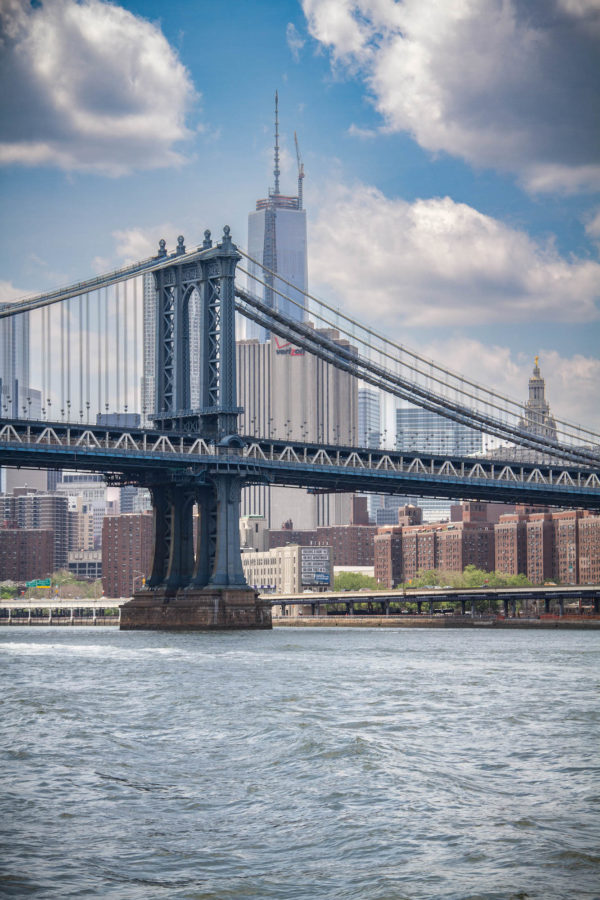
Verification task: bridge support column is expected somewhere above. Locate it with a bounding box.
[545,598,551,614]
[461,599,466,615]
[121,475,271,630]
[594,596,599,615]
[511,599,517,618]
[471,600,476,618]
[558,597,564,617]
[417,600,422,615]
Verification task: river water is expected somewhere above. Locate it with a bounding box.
[1,627,599,900]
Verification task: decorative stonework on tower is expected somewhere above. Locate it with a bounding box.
[519,356,557,440]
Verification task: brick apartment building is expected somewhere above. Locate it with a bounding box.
[494,514,528,576]
[314,525,378,566]
[526,513,554,584]
[4,491,69,571]
[269,522,377,566]
[102,513,153,598]
[579,515,600,584]
[494,509,600,585]
[373,504,494,589]
[373,528,403,589]
[0,528,54,581]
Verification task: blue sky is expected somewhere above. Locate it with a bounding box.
[0,0,599,430]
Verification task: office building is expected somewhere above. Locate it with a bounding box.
[237,98,358,529]
[358,388,382,450]
[381,406,484,524]
[0,302,29,418]
[56,473,110,547]
[244,92,307,341]
[237,330,358,532]
[0,302,43,491]
[358,387,382,523]
[396,407,482,456]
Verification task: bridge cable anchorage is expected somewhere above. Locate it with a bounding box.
[238,247,600,451]
[234,284,598,469]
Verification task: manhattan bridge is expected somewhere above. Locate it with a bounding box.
[0,227,599,628]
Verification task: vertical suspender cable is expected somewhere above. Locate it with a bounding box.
[41,306,46,419]
[85,293,90,423]
[47,305,53,421]
[79,295,83,421]
[97,290,102,419]
[60,301,65,419]
[115,283,120,413]
[104,286,109,414]
[66,297,71,421]
[133,276,139,417]
[123,279,128,413]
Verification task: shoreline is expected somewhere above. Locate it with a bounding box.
[273,615,600,629]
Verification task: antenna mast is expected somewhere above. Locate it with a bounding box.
[273,91,280,195]
[294,131,305,209]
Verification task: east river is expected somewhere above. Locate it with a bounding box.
[1,627,599,899]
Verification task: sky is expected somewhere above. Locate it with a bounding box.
[0,0,599,433]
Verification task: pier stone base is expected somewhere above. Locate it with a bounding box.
[120,588,272,630]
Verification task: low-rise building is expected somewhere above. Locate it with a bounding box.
[242,544,333,594]
[68,549,102,581]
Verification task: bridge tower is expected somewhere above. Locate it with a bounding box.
[120,227,271,630]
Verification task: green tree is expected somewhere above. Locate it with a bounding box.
[334,572,382,591]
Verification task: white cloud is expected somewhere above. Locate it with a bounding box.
[347,123,378,139]
[286,23,306,61]
[308,182,600,327]
[0,0,197,175]
[585,208,600,250]
[0,280,28,302]
[302,0,600,193]
[105,224,178,267]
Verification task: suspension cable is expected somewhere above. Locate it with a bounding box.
[238,248,600,445]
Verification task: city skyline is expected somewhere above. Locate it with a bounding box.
[0,0,598,433]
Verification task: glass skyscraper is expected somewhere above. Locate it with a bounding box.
[244,92,308,341]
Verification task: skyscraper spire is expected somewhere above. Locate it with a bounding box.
[273,90,280,196]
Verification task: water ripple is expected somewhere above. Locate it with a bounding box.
[1,626,599,899]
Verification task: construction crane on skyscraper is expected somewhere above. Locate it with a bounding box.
[294,131,304,209]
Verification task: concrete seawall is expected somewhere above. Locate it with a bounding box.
[273,615,600,629]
